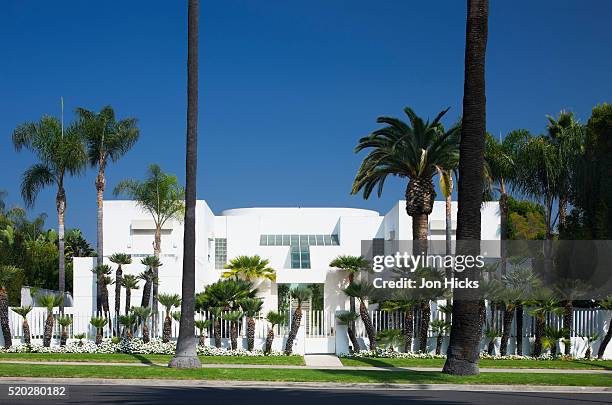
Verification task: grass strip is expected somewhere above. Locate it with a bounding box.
[0,363,610,386]
[0,353,304,366]
[339,357,612,370]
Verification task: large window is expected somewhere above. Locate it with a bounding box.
[214,238,227,269]
[259,234,339,269]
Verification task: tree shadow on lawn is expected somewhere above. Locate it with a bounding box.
[570,360,612,370]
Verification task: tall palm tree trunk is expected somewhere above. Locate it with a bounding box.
[436,334,444,355]
[359,301,376,350]
[163,315,172,343]
[96,166,104,312]
[43,313,54,347]
[499,188,508,277]
[198,330,206,347]
[152,228,161,335]
[230,321,238,350]
[284,305,302,354]
[265,327,275,354]
[348,272,357,353]
[142,321,150,343]
[169,0,201,369]
[125,288,132,314]
[57,188,66,314]
[347,324,360,353]
[115,265,123,335]
[445,182,453,278]
[499,304,514,356]
[214,318,222,348]
[141,280,152,308]
[95,327,103,345]
[0,289,12,348]
[443,0,489,377]
[558,194,568,229]
[516,303,524,355]
[563,301,572,355]
[22,319,31,345]
[247,316,256,351]
[419,301,430,352]
[403,310,413,352]
[533,316,545,356]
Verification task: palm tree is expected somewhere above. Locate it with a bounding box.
[57,316,72,346]
[222,310,243,350]
[13,113,86,313]
[119,313,137,339]
[121,274,139,314]
[74,333,86,346]
[376,329,403,351]
[195,319,211,347]
[114,164,184,320]
[443,0,489,377]
[109,253,132,328]
[75,106,139,272]
[92,264,112,316]
[139,256,161,308]
[584,333,600,359]
[336,311,361,353]
[264,311,286,354]
[132,306,151,342]
[0,265,21,348]
[11,306,32,345]
[484,328,500,356]
[284,286,312,354]
[555,279,588,356]
[352,108,460,240]
[542,326,566,357]
[529,298,563,357]
[90,316,108,345]
[158,293,181,343]
[380,292,418,353]
[222,255,276,282]
[239,298,263,351]
[330,255,369,345]
[210,307,223,348]
[430,319,451,355]
[38,294,63,347]
[343,282,377,350]
[596,296,612,359]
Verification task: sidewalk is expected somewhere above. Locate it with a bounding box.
[0,359,610,374]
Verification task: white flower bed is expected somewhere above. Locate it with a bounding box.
[0,339,291,357]
[339,349,607,361]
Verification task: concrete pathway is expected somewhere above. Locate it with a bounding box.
[0,359,610,373]
[304,354,344,367]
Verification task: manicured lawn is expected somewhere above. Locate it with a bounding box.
[0,353,304,366]
[0,363,609,386]
[339,357,612,370]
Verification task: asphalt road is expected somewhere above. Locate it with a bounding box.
[0,384,610,405]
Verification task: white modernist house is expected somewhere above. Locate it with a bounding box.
[73,199,501,317]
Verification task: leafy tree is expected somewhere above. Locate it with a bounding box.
[284,286,312,354]
[114,164,184,319]
[222,255,276,282]
[352,107,459,240]
[64,229,95,258]
[239,297,264,351]
[0,265,22,347]
[158,293,181,343]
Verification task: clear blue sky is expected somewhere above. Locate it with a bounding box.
[1,0,610,243]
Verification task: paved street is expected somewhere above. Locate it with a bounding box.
[0,384,610,405]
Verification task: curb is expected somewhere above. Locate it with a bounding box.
[0,377,610,393]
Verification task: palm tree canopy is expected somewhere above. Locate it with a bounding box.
[109,253,132,266]
[131,306,151,320]
[221,310,243,322]
[222,255,276,281]
[484,130,525,192]
[75,106,140,167]
[203,279,255,309]
[0,265,22,289]
[141,256,162,269]
[194,319,211,331]
[92,264,112,277]
[239,297,264,317]
[430,319,450,333]
[336,311,360,325]
[11,305,32,318]
[171,311,181,322]
[57,316,73,327]
[158,293,182,312]
[113,164,185,228]
[329,255,369,275]
[343,281,376,303]
[121,274,140,289]
[289,285,312,304]
[37,294,63,310]
[266,310,286,326]
[12,116,86,206]
[138,269,157,284]
[119,313,137,327]
[89,316,108,328]
[351,107,460,199]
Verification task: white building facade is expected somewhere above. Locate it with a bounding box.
[73,200,500,316]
